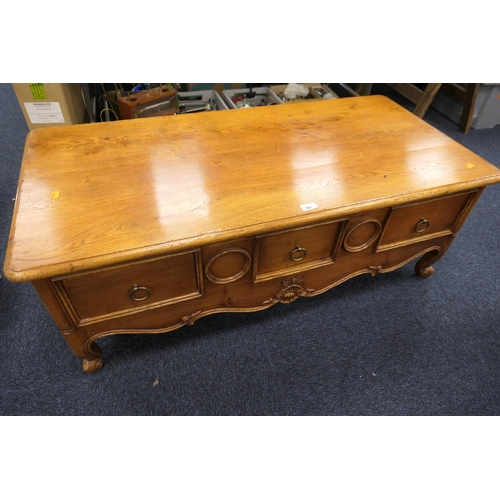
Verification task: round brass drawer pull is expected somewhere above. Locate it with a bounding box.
[415,218,430,233]
[129,284,151,301]
[290,245,307,262]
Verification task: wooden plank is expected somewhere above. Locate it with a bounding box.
[413,83,442,118]
[387,83,424,104]
[460,83,480,134]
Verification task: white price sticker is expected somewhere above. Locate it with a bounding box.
[300,202,318,211]
[24,102,65,124]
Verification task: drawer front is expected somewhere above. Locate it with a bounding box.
[202,239,254,285]
[58,251,201,322]
[255,220,344,281]
[377,191,475,251]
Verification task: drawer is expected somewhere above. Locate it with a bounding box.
[254,220,344,282]
[377,191,477,251]
[56,251,202,322]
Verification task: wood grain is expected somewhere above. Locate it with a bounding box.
[5,96,500,282]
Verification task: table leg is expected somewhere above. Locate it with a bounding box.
[415,248,441,278]
[62,328,104,373]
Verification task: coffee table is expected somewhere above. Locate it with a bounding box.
[5,96,500,372]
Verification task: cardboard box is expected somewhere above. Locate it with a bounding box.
[12,83,87,130]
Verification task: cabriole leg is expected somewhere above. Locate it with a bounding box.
[415,249,441,278]
[63,329,104,373]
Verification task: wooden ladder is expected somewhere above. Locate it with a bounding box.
[387,83,442,118]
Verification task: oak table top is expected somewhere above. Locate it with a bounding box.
[5,95,500,282]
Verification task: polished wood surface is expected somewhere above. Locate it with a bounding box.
[4,95,500,282]
[4,95,500,372]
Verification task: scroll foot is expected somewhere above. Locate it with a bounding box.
[81,342,104,373]
[416,264,434,278]
[415,249,440,278]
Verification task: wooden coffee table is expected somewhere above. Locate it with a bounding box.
[4,96,500,372]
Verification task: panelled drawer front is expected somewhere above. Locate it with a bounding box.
[377,191,475,251]
[59,251,201,321]
[255,220,344,281]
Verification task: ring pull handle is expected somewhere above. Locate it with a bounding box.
[290,245,307,262]
[415,218,430,233]
[129,284,151,301]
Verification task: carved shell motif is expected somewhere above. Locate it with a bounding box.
[263,277,315,306]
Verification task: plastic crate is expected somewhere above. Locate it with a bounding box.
[222,87,283,109]
[177,90,229,112]
[270,83,338,103]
